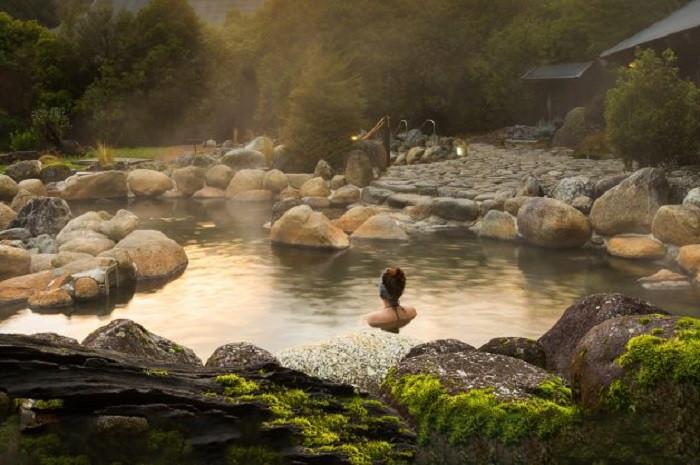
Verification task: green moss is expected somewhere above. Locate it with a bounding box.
[639,317,651,325]
[384,373,577,445]
[33,399,64,410]
[19,432,90,465]
[226,445,283,465]
[215,374,259,396]
[0,415,19,454]
[143,368,170,377]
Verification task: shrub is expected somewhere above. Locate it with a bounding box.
[31,107,70,148]
[281,48,367,171]
[574,131,612,160]
[9,130,40,151]
[605,49,700,167]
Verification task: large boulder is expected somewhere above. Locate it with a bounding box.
[57,210,138,245]
[127,169,174,198]
[677,244,700,275]
[345,150,374,187]
[59,235,115,256]
[595,173,629,198]
[479,337,547,369]
[262,169,288,193]
[0,175,19,202]
[0,245,31,281]
[206,342,279,370]
[538,294,667,379]
[82,319,201,366]
[478,210,518,241]
[651,205,700,246]
[606,234,666,260]
[39,163,72,183]
[61,171,128,200]
[329,184,361,206]
[402,339,475,360]
[683,187,700,209]
[299,177,330,198]
[0,270,54,306]
[432,198,479,222]
[286,173,314,189]
[225,169,264,197]
[271,198,303,224]
[571,314,680,408]
[314,159,334,180]
[245,136,274,165]
[332,206,379,233]
[172,166,205,197]
[204,164,234,190]
[9,197,72,236]
[5,160,41,182]
[551,176,595,204]
[590,168,669,236]
[0,202,17,230]
[10,188,35,211]
[352,214,408,241]
[552,106,588,149]
[517,197,591,248]
[277,331,419,394]
[112,230,188,280]
[222,148,267,171]
[516,175,544,197]
[270,205,349,249]
[18,179,47,197]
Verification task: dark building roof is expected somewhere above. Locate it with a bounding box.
[521,62,594,80]
[601,0,700,57]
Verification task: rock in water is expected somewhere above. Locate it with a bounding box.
[538,293,667,379]
[262,169,289,193]
[352,214,408,241]
[432,198,480,222]
[206,342,279,370]
[225,169,265,196]
[478,210,518,241]
[0,174,19,202]
[127,169,174,198]
[479,337,547,369]
[61,171,129,200]
[0,270,54,306]
[345,151,374,187]
[270,205,349,250]
[9,197,72,236]
[277,331,419,394]
[172,166,205,197]
[638,269,691,290]
[112,230,188,280]
[606,234,666,260]
[571,314,680,408]
[205,164,234,190]
[0,245,31,281]
[333,206,379,233]
[651,205,700,246]
[677,244,700,275]
[590,168,669,235]
[517,197,591,248]
[82,319,202,366]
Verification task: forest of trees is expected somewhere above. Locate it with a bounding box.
[0,0,691,150]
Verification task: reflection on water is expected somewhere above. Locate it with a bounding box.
[0,199,698,359]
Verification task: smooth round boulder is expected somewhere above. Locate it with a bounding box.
[330,175,346,190]
[262,169,288,193]
[127,169,174,198]
[0,270,54,306]
[225,169,265,197]
[277,331,419,394]
[352,214,408,241]
[9,197,72,236]
[432,197,479,222]
[192,186,225,199]
[61,171,128,200]
[301,196,330,209]
[59,236,115,256]
[245,136,274,165]
[638,269,691,291]
[552,176,595,204]
[332,206,379,233]
[0,175,19,202]
[279,187,301,201]
[314,159,334,180]
[82,319,202,366]
[606,235,666,260]
[270,205,349,250]
[204,164,234,190]
[595,173,629,198]
[299,177,330,198]
[39,163,72,183]
[10,189,35,211]
[27,288,73,309]
[479,337,547,369]
[172,166,205,197]
[0,245,31,281]
[478,210,518,241]
[222,148,267,171]
[329,184,361,206]
[651,205,700,246]
[571,196,593,214]
[0,203,17,230]
[5,160,41,182]
[286,174,314,190]
[683,187,700,209]
[517,197,591,248]
[206,342,279,370]
[538,293,667,379]
[73,276,101,301]
[571,314,679,408]
[18,179,47,197]
[590,168,669,235]
[677,245,700,275]
[112,230,188,280]
[271,199,303,224]
[504,195,532,216]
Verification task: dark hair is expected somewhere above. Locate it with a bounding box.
[381,267,406,303]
